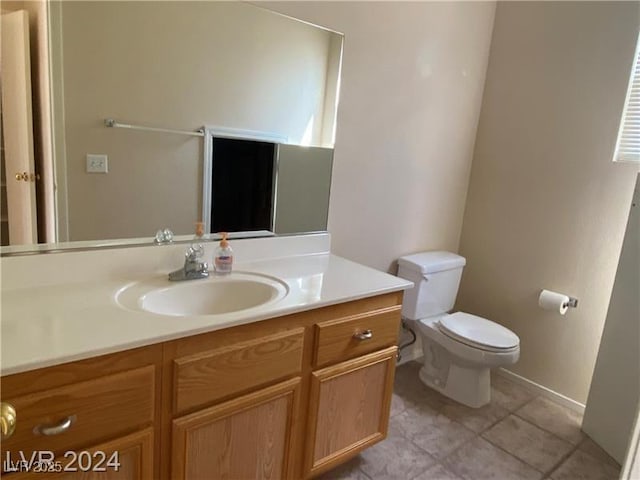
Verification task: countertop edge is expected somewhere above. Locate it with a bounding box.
[1,277,412,377]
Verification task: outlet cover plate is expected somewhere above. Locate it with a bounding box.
[86,154,108,173]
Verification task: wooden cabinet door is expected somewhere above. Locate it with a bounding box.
[6,428,154,479]
[171,377,300,480]
[305,346,397,477]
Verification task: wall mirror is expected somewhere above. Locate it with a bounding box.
[0,1,343,253]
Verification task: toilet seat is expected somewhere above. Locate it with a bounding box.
[437,312,519,352]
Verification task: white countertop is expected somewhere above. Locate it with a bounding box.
[1,252,411,376]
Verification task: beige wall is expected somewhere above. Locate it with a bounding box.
[583,177,639,463]
[264,1,497,272]
[56,1,339,241]
[456,2,640,403]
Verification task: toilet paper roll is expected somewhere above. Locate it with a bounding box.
[538,289,570,315]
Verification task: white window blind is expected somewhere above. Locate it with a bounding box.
[615,33,640,163]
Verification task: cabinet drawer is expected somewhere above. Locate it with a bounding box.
[2,366,155,464]
[174,328,304,414]
[314,306,401,367]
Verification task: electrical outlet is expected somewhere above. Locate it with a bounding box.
[86,154,108,173]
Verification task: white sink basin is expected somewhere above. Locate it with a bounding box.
[116,272,288,317]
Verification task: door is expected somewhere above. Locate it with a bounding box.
[1,10,38,245]
[172,377,300,480]
[305,347,397,477]
[583,179,640,464]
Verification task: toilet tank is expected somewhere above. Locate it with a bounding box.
[397,251,466,320]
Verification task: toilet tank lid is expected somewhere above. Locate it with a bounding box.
[397,251,466,274]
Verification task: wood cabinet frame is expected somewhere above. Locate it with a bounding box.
[171,377,301,480]
[6,426,154,479]
[1,292,403,480]
[305,346,397,477]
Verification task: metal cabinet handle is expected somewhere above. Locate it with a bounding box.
[353,329,373,341]
[35,415,76,436]
[1,402,17,440]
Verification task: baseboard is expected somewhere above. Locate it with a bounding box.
[496,368,585,414]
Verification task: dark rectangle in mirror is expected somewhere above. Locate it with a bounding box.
[211,138,275,233]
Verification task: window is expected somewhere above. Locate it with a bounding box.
[614,32,640,163]
[210,137,276,233]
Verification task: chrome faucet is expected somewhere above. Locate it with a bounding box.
[169,245,209,281]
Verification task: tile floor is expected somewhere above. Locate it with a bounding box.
[320,361,621,480]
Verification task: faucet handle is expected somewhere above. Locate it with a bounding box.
[154,228,174,245]
[186,244,204,261]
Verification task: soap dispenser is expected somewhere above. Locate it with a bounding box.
[214,232,233,275]
[189,221,206,268]
[194,222,204,241]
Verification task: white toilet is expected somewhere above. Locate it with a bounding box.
[397,251,520,408]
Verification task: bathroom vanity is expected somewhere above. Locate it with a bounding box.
[0,3,410,477]
[0,234,411,479]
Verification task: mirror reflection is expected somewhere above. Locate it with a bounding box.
[0,1,342,249]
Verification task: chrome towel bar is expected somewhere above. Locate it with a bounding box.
[104,118,205,137]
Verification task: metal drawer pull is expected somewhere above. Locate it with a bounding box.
[353,329,373,341]
[35,415,76,436]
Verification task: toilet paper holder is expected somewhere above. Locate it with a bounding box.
[564,297,579,309]
[538,289,579,314]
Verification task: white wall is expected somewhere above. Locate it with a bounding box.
[583,176,639,463]
[456,1,640,403]
[263,1,497,272]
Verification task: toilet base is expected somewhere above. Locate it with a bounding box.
[419,362,491,408]
[415,317,519,409]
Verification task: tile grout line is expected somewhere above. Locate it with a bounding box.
[443,390,538,440]
[391,368,589,480]
[480,396,586,478]
[438,393,564,477]
[511,408,583,446]
[511,396,585,448]
[356,466,373,480]
[407,457,442,480]
[575,437,622,471]
[503,392,539,412]
[479,432,546,477]
[545,437,621,479]
[541,441,582,479]
[407,387,540,466]
[474,407,513,435]
[500,379,620,474]
[511,393,539,415]
[389,408,442,471]
[434,425,480,463]
[515,414,580,446]
[396,408,475,467]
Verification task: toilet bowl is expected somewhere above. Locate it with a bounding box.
[417,313,519,407]
[397,251,520,408]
